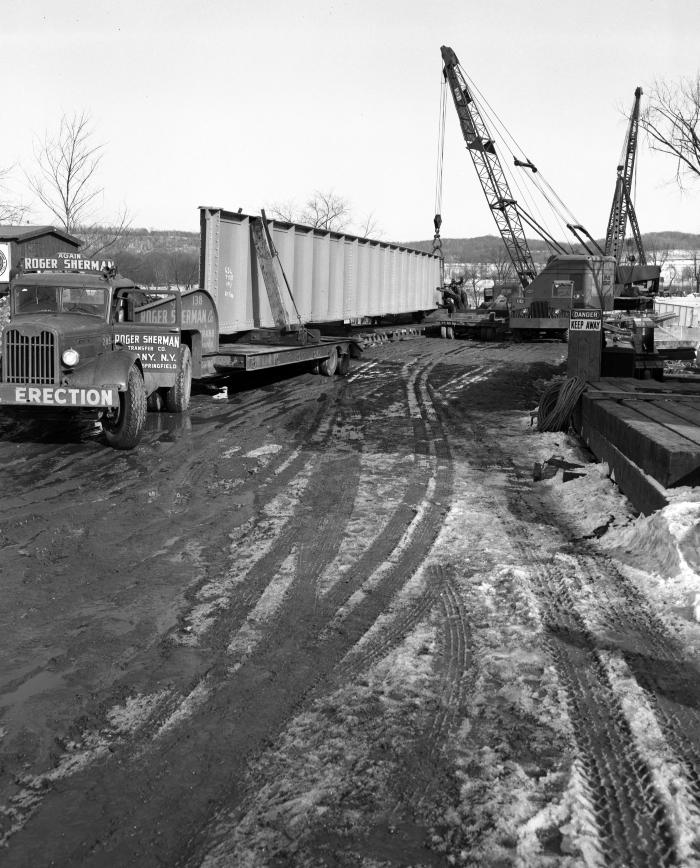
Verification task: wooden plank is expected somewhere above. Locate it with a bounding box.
[580,394,700,487]
[598,376,700,395]
[586,377,700,430]
[249,218,289,330]
[657,400,700,429]
[619,399,700,447]
[578,423,669,516]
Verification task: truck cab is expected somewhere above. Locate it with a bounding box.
[0,264,191,449]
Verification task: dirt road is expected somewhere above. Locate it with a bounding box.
[1,337,700,867]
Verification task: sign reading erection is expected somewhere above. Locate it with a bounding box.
[569,309,602,331]
[0,384,117,407]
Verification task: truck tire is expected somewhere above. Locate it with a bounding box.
[336,352,350,377]
[147,390,165,412]
[102,364,146,449]
[319,347,338,377]
[164,345,192,412]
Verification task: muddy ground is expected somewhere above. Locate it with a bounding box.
[1,336,700,867]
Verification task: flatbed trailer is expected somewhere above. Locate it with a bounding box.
[201,335,357,376]
[509,314,570,341]
[424,308,509,341]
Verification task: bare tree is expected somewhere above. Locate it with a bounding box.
[26,111,131,250]
[689,252,700,293]
[27,111,104,231]
[266,199,301,224]
[76,211,132,258]
[301,190,351,231]
[355,212,383,239]
[167,251,199,290]
[640,75,700,189]
[666,263,678,293]
[267,191,380,236]
[681,264,693,291]
[463,263,489,307]
[646,240,669,268]
[0,164,30,224]
[486,243,515,286]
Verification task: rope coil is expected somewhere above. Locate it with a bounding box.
[535,376,587,432]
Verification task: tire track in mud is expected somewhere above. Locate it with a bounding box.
[430,572,473,751]
[207,355,448,659]
[147,381,339,518]
[184,356,461,866]
[0,355,456,867]
[393,567,474,816]
[499,467,683,866]
[0,377,347,850]
[559,551,700,856]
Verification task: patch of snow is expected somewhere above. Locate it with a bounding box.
[227,550,298,666]
[155,679,211,739]
[244,443,283,459]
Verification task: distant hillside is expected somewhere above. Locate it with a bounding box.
[403,235,553,261]
[99,227,700,261]
[403,231,700,261]
[113,228,199,256]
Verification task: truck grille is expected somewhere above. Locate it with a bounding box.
[3,329,57,384]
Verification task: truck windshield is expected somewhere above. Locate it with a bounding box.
[13,285,108,318]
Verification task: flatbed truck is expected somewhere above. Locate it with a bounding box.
[0,219,359,449]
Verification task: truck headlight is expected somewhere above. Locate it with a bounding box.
[62,348,80,367]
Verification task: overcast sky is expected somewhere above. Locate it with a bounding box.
[3,0,699,243]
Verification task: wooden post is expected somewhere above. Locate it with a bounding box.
[249,217,290,331]
[567,308,602,381]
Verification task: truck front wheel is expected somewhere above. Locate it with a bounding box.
[336,353,350,377]
[319,347,338,377]
[102,364,146,449]
[164,345,192,412]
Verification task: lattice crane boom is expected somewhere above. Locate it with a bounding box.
[441,45,537,288]
[604,86,647,266]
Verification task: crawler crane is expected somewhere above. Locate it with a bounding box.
[604,86,660,307]
[438,45,617,340]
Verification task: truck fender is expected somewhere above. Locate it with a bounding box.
[182,331,202,378]
[67,349,142,392]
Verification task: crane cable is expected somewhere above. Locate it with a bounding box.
[435,75,447,217]
[433,75,448,270]
[461,69,587,252]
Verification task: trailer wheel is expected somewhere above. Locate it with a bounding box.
[319,347,338,376]
[336,353,350,377]
[102,364,146,450]
[164,345,192,412]
[147,389,165,412]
